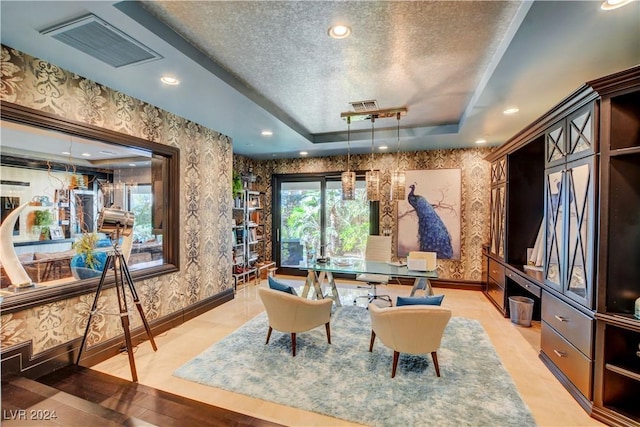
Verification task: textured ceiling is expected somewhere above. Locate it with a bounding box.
[1,1,639,159]
[141,1,522,135]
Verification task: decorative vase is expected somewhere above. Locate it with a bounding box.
[70,251,108,280]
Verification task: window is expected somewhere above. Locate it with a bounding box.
[0,103,179,312]
[274,173,375,275]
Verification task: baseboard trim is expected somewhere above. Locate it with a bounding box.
[394,277,482,291]
[1,288,234,379]
[591,404,639,427]
[539,351,593,414]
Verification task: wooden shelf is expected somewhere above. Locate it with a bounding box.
[606,362,640,383]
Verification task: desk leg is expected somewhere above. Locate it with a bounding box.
[301,270,314,298]
[325,272,341,307]
[410,278,434,297]
[314,271,326,300]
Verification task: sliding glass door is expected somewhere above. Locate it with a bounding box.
[274,174,371,275]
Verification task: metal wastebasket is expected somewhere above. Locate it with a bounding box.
[508,296,534,327]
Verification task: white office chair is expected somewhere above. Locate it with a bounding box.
[354,235,393,306]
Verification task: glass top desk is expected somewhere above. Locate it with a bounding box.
[299,259,438,306]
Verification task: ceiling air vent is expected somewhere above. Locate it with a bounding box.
[350,100,379,112]
[40,14,162,68]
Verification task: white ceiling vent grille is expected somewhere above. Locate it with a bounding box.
[350,100,379,112]
[40,14,162,68]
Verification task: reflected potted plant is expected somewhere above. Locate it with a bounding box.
[33,209,54,240]
[71,233,108,280]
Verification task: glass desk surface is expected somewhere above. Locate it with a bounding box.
[299,259,438,306]
[300,259,438,278]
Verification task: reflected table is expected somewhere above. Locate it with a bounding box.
[299,260,438,306]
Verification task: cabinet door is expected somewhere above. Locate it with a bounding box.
[546,122,565,167]
[544,166,565,291]
[490,184,506,260]
[491,157,507,184]
[566,103,595,162]
[564,157,595,307]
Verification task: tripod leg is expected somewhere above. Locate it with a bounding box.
[114,256,138,382]
[119,254,158,352]
[76,253,114,365]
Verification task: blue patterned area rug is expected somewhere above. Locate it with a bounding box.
[174,306,536,427]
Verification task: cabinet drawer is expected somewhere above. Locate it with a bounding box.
[542,291,594,357]
[541,322,593,399]
[486,278,506,312]
[505,269,541,298]
[488,259,505,287]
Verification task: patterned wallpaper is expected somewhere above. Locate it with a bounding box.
[236,146,492,282]
[0,46,233,355]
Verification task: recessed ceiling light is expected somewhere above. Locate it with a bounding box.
[328,24,351,39]
[601,0,634,10]
[503,107,520,115]
[129,163,136,167]
[300,151,308,156]
[99,150,116,155]
[61,151,71,155]
[379,146,388,150]
[261,130,273,136]
[475,139,487,144]
[160,75,180,86]
[81,152,91,157]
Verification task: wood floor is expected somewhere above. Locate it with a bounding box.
[2,365,281,426]
[2,277,605,426]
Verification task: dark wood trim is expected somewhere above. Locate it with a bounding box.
[486,86,598,162]
[394,276,482,291]
[486,64,640,163]
[539,351,594,414]
[0,289,234,379]
[591,403,640,427]
[0,101,181,314]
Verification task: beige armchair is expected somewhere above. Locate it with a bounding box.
[368,303,452,378]
[259,287,333,356]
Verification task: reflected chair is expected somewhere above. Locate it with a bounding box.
[354,235,393,306]
[258,287,333,356]
[368,303,452,378]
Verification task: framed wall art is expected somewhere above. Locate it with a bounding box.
[397,169,462,259]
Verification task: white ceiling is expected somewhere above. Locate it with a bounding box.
[1,1,639,160]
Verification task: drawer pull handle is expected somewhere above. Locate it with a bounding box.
[554,315,568,322]
[492,270,497,274]
[553,349,567,358]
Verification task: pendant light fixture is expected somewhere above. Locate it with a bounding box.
[390,112,406,201]
[366,116,380,201]
[341,116,356,200]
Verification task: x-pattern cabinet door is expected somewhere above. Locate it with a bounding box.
[544,164,565,292]
[564,156,595,307]
[544,157,595,307]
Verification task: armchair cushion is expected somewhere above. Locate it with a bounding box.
[259,287,332,333]
[268,275,298,295]
[396,294,444,306]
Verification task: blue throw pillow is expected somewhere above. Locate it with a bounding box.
[268,276,298,295]
[396,295,444,306]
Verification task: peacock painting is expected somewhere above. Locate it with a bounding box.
[397,170,461,259]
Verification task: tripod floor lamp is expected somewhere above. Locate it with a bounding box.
[76,208,157,382]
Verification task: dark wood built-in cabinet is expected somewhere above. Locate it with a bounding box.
[484,65,640,427]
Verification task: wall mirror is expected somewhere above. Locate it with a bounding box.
[0,103,180,312]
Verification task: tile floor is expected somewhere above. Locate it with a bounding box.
[92,276,604,427]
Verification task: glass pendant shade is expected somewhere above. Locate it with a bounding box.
[341,171,356,200]
[366,170,380,201]
[390,170,406,201]
[341,116,355,200]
